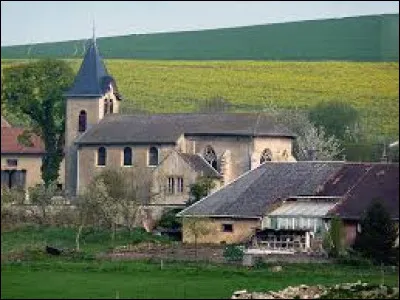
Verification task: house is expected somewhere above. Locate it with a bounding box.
[63,35,297,215]
[177,162,399,249]
[1,117,65,192]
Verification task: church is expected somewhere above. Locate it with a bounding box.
[64,36,296,209]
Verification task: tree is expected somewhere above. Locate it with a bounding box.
[75,167,152,250]
[267,108,343,161]
[28,182,58,225]
[353,200,398,265]
[2,59,75,186]
[308,101,360,143]
[323,215,345,258]
[186,176,216,206]
[183,218,212,260]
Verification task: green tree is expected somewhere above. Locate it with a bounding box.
[323,215,345,258]
[353,199,398,264]
[1,59,75,186]
[308,101,360,142]
[186,176,216,206]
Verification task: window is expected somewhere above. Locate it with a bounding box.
[104,98,108,116]
[203,145,217,170]
[78,110,87,132]
[149,147,159,166]
[167,177,175,194]
[222,224,233,232]
[109,99,113,114]
[97,147,106,166]
[260,148,272,164]
[6,159,18,167]
[123,147,132,166]
[1,170,26,189]
[177,177,184,193]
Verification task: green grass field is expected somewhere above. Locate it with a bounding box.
[2,260,398,299]
[1,225,399,299]
[2,59,399,140]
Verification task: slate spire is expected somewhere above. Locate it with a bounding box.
[65,29,109,98]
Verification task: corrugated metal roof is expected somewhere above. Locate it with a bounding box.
[268,201,338,217]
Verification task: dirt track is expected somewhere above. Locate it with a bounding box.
[103,242,226,263]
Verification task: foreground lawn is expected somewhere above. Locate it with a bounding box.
[1,260,398,299]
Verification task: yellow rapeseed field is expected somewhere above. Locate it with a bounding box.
[2,59,399,138]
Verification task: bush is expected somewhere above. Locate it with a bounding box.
[323,216,345,258]
[223,244,244,262]
[308,101,359,142]
[156,208,182,229]
[335,253,373,266]
[353,200,398,265]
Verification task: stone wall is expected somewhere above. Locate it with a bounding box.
[182,217,261,244]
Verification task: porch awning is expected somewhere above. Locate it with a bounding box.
[268,200,338,218]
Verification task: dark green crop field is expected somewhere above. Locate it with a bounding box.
[1,14,398,61]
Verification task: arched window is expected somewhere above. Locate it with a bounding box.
[148,147,159,166]
[260,148,272,164]
[78,110,87,132]
[123,147,132,166]
[104,99,108,116]
[97,147,106,166]
[109,99,113,114]
[204,145,217,170]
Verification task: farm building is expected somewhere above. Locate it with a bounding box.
[177,162,399,251]
[1,117,65,192]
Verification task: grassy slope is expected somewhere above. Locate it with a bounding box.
[1,59,398,139]
[1,14,398,61]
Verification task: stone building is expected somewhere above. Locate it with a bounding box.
[63,36,296,213]
[178,161,399,248]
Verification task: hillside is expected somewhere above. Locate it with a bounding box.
[2,59,398,140]
[1,14,398,61]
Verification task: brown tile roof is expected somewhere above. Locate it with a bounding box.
[327,163,399,220]
[178,162,399,220]
[1,127,45,154]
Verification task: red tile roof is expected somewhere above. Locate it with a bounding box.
[1,116,11,127]
[1,127,45,154]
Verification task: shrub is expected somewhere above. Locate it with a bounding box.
[156,208,182,230]
[223,244,244,262]
[323,215,345,258]
[353,200,398,265]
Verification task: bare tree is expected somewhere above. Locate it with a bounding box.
[28,182,58,224]
[74,166,155,250]
[183,217,213,260]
